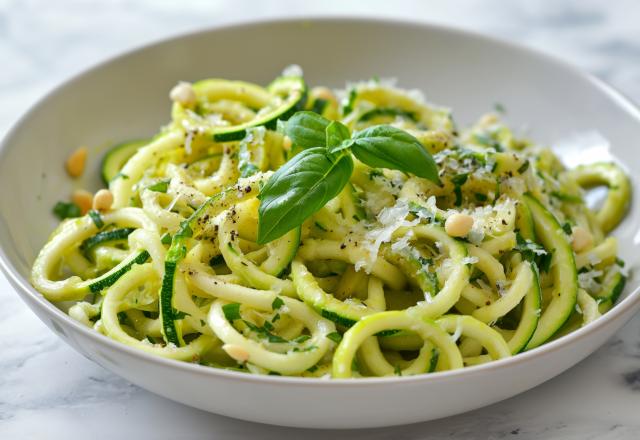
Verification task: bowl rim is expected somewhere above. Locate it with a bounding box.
[1,14,639,387]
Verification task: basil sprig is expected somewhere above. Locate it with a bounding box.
[257,111,439,244]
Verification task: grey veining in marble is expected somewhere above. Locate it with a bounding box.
[1,0,640,438]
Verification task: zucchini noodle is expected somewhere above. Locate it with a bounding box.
[31,68,630,378]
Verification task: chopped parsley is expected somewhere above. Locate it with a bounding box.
[172,308,189,320]
[147,180,170,193]
[517,160,530,174]
[474,192,488,202]
[222,303,241,321]
[451,173,469,206]
[515,232,547,263]
[537,251,553,273]
[293,334,311,343]
[271,297,285,310]
[242,320,287,343]
[292,345,318,353]
[326,332,343,343]
[53,201,81,220]
[161,233,172,245]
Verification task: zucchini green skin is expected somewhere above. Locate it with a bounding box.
[265,76,308,129]
[508,263,541,354]
[157,175,268,346]
[523,194,578,349]
[515,200,536,241]
[159,192,225,346]
[568,162,630,233]
[291,259,373,328]
[259,227,301,277]
[81,228,135,258]
[341,183,366,222]
[595,270,626,313]
[159,260,181,345]
[88,250,149,293]
[428,348,439,373]
[101,140,149,185]
[357,107,417,123]
[209,76,307,142]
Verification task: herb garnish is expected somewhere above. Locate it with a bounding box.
[271,297,285,310]
[53,201,81,220]
[257,111,439,243]
[222,302,241,321]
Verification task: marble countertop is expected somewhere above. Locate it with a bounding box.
[1,0,640,438]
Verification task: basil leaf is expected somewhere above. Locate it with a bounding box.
[257,148,354,244]
[350,125,439,183]
[326,121,351,152]
[284,111,330,150]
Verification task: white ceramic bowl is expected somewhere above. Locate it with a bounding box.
[1,17,639,429]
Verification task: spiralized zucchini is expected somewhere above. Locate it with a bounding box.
[31,69,630,378]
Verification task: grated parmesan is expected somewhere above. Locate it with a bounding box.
[357,199,419,272]
[578,269,603,294]
[391,230,414,253]
[461,256,479,265]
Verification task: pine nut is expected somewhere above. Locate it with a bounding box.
[92,189,113,212]
[72,189,93,215]
[445,213,474,237]
[66,147,88,178]
[169,82,197,108]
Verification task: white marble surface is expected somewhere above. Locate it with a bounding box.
[1,0,640,438]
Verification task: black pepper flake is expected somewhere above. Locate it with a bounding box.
[340,243,346,249]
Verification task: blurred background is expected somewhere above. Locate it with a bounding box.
[1,1,640,438]
[1,0,640,133]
